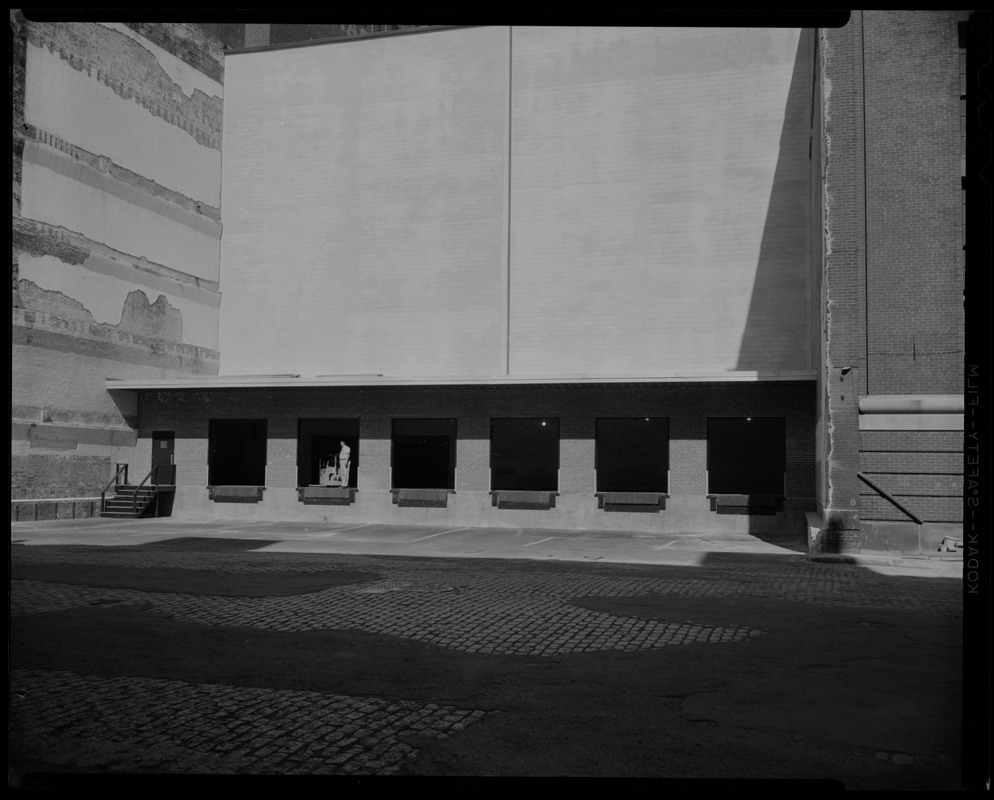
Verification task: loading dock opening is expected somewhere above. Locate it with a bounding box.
[392,418,456,490]
[297,419,359,488]
[707,417,785,496]
[208,419,267,487]
[596,417,669,493]
[491,418,560,492]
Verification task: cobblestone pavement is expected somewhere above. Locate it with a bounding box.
[10,545,964,781]
[11,670,483,776]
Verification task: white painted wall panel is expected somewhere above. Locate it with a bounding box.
[24,40,221,207]
[218,26,813,379]
[21,143,220,283]
[218,27,509,377]
[509,27,812,375]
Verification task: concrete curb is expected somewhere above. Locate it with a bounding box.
[808,552,964,571]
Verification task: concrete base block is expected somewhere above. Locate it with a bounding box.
[166,484,814,538]
[860,520,964,554]
[807,509,862,554]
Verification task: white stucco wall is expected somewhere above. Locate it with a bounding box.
[510,27,813,375]
[218,26,510,377]
[217,26,814,379]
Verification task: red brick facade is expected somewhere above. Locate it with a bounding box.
[134,381,816,533]
[820,11,967,549]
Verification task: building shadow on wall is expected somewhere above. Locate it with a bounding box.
[735,30,815,376]
[731,31,818,552]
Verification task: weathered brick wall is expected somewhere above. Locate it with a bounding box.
[819,12,966,545]
[11,12,223,499]
[270,24,430,46]
[820,16,867,550]
[192,23,431,53]
[11,455,111,500]
[858,431,963,523]
[863,11,967,395]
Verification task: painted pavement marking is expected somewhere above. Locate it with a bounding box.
[523,537,556,547]
[410,527,470,542]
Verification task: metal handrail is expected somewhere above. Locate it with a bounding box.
[132,465,159,517]
[856,472,924,525]
[99,464,130,515]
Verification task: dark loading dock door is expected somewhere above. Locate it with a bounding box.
[707,417,785,496]
[208,420,268,486]
[392,419,456,490]
[151,431,175,485]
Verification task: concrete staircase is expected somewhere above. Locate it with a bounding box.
[100,485,158,519]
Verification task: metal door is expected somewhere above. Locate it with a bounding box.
[152,431,176,485]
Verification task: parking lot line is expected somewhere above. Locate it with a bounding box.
[523,537,555,547]
[653,540,680,550]
[411,527,469,542]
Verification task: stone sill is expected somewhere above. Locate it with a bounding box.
[298,486,356,505]
[596,492,669,512]
[708,494,784,515]
[209,485,265,503]
[392,488,452,508]
[490,490,558,510]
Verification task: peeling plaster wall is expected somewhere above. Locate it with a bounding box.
[24,22,222,205]
[11,12,223,499]
[20,143,221,283]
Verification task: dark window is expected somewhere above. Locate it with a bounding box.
[490,418,559,491]
[596,417,669,493]
[297,419,359,488]
[208,419,267,486]
[392,419,456,490]
[707,417,785,495]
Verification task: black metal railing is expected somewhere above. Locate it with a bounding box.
[100,464,130,515]
[132,465,160,517]
[856,472,924,526]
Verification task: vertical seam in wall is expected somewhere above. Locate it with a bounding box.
[860,11,870,396]
[506,25,513,376]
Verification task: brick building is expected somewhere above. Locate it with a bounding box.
[11,14,973,551]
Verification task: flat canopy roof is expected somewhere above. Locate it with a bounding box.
[106,371,817,391]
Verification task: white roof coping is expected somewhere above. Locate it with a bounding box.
[106,371,818,390]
